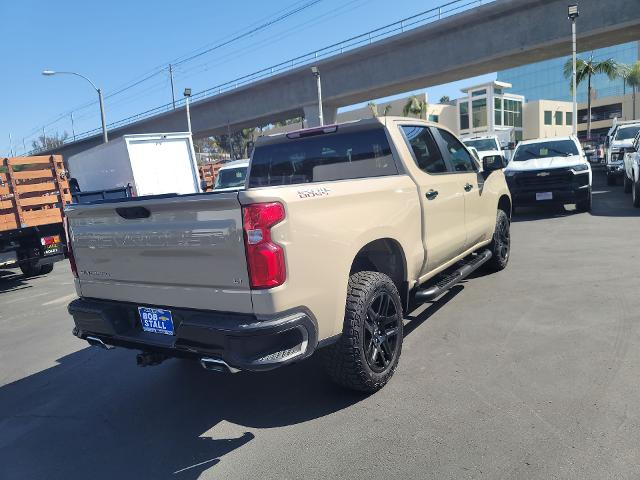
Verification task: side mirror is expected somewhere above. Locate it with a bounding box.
[483,155,505,172]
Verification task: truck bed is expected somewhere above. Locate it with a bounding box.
[0,155,71,232]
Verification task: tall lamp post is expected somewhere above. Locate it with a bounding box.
[183,88,192,133]
[311,66,324,126]
[42,70,108,143]
[568,4,579,136]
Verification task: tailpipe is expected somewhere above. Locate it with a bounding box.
[200,357,240,374]
[86,336,114,350]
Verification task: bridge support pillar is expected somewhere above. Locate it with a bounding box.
[303,104,337,128]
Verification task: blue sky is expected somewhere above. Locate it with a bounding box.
[0,0,495,156]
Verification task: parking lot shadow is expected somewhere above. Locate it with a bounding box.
[0,345,365,480]
[0,269,31,294]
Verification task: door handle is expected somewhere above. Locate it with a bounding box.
[464,183,474,192]
[425,189,439,200]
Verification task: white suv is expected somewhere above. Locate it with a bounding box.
[504,136,592,212]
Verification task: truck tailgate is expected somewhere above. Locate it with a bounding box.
[66,193,253,313]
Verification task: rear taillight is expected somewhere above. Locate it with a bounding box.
[40,235,60,246]
[242,202,286,289]
[63,217,78,278]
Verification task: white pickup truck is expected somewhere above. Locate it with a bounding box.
[66,118,512,392]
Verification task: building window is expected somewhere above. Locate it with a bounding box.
[555,111,563,125]
[494,98,502,126]
[566,112,573,126]
[577,103,623,124]
[472,99,487,128]
[544,111,553,125]
[428,114,439,123]
[494,87,503,95]
[504,99,522,128]
[460,102,469,130]
[471,89,486,97]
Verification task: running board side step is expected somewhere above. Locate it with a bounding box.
[414,249,492,302]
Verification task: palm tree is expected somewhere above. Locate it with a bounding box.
[563,55,622,139]
[403,96,428,119]
[367,101,379,118]
[624,62,640,120]
[439,95,450,103]
[382,105,392,116]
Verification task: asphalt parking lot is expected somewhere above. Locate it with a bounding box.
[1,171,639,480]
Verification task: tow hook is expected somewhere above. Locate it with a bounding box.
[136,352,167,367]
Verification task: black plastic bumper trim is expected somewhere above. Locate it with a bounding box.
[68,298,319,372]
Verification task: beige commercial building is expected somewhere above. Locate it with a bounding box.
[262,80,638,144]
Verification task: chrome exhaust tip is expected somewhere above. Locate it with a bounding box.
[86,336,114,350]
[200,357,240,374]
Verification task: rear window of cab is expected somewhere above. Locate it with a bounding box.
[248,127,397,187]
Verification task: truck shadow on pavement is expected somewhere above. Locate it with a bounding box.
[0,288,467,480]
[0,343,367,480]
[0,270,31,294]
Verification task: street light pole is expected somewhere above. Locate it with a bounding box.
[42,69,108,143]
[183,88,192,134]
[311,66,324,126]
[568,5,579,136]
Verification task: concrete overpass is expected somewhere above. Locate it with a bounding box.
[49,0,640,158]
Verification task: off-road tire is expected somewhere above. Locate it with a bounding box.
[606,174,616,186]
[576,189,592,212]
[633,177,640,208]
[321,271,403,393]
[624,174,632,193]
[484,209,510,272]
[20,262,53,277]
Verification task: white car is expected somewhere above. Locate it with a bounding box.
[213,159,249,192]
[463,135,505,162]
[622,130,640,207]
[504,136,592,212]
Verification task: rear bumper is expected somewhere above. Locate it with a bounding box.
[68,298,318,372]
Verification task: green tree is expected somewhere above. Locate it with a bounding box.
[402,96,428,119]
[564,55,622,139]
[31,131,69,152]
[367,101,379,117]
[439,95,450,103]
[623,62,640,120]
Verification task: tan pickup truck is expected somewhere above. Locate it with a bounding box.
[66,117,511,392]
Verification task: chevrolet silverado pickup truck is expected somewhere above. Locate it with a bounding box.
[66,118,512,392]
[504,136,592,212]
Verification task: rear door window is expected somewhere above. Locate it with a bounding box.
[400,126,448,174]
[249,127,397,187]
[437,129,479,172]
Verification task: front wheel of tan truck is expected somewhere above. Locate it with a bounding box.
[321,271,404,393]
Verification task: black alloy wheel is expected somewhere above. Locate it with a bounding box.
[363,290,401,373]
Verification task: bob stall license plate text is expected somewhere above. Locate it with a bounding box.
[138,307,175,335]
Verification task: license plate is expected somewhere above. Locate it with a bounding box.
[536,192,553,201]
[43,244,63,256]
[138,307,175,335]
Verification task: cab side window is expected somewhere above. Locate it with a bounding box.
[437,129,478,172]
[401,126,447,174]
